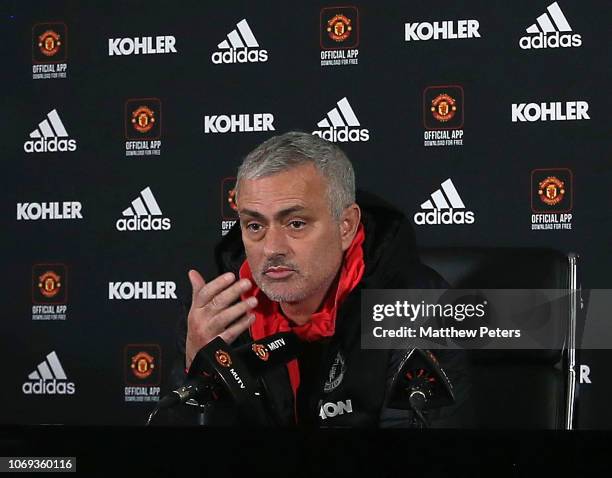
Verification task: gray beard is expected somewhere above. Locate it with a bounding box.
[253,272,310,303]
[253,270,336,306]
[259,284,310,303]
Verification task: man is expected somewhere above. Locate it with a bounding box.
[171,131,469,427]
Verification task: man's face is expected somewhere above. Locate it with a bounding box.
[237,163,344,304]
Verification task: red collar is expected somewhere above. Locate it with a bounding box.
[239,222,365,342]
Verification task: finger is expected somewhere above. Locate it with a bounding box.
[207,278,253,312]
[194,272,235,309]
[188,269,206,303]
[211,296,258,330]
[219,314,256,345]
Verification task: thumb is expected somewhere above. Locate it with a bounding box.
[188,269,206,303]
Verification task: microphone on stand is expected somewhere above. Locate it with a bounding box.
[147,332,302,426]
[386,349,455,428]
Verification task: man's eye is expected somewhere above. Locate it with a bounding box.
[246,223,263,232]
[288,220,306,229]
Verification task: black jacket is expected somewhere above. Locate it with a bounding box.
[168,190,471,427]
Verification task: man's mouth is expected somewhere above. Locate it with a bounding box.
[263,266,295,280]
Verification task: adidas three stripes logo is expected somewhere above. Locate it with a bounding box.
[317,97,361,128]
[312,97,370,142]
[526,2,572,34]
[116,187,172,231]
[519,2,581,49]
[122,187,163,217]
[420,179,466,211]
[217,19,260,49]
[27,351,67,380]
[24,109,77,153]
[29,109,69,139]
[414,179,475,225]
[212,19,268,64]
[22,351,76,395]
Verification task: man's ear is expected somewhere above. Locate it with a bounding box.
[340,203,361,252]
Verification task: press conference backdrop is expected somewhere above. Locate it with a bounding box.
[2,0,610,428]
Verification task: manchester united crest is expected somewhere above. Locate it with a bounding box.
[423,85,464,142]
[530,168,573,230]
[215,350,232,368]
[320,6,360,53]
[131,351,155,380]
[531,168,573,214]
[227,188,237,211]
[38,270,62,298]
[32,264,68,320]
[38,30,62,57]
[124,344,161,397]
[125,98,162,142]
[431,94,457,123]
[32,22,68,66]
[327,14,353,42]
[324,350,346,393]
[538,176,565,206]
[252,344,270,361]
[131,106,156,134]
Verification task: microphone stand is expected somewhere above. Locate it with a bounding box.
[386,349,455,429]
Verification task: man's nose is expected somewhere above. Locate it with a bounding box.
[263,224,289,257]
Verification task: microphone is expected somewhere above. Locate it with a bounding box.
[386,349,455,428]
[233,331,302,375]
[148,332,302,425]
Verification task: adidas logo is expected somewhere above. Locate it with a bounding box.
[212,19,268,64]
[23,109,77,153]
[22,351,75,395]
[519,2,581,49]
[414,179,475,225]
[115,187,171,231]
[312,97,369,142]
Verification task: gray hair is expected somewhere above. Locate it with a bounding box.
[235,132,355,220]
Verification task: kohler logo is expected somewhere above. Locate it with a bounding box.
[511,101,589,122]
[108,36,177,56]
[404,20,480,41]
[17,202,82,221]
[108,281,177,300]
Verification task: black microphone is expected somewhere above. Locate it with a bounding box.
[148,333,301,425]
[386,349,455,428]
[233,331,303,376]
[182,332,302,404]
